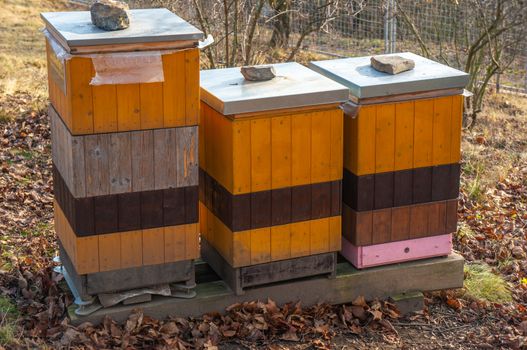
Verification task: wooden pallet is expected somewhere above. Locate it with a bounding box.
[200,239,336,295]
[67,253,465,326]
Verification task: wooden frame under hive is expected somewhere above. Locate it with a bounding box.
[199,62,349,294]
[310,52,469,268]
[42,9,204,299]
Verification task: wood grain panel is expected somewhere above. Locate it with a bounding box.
[394,101,414,170]
[311,111,331,183]
[69,57,94,134]
[413,99,434,168]
[328,215,342,252]
[131,130,155,192]
[450,95,463,163]
[85,134,110,197]
[271,116,292,189]
[185,48,200,125]
[432,96,453,165]
[98,233,121,272]
[372,209,392,244]
[164,225,186,263]
[329,109,344,181]
[290,221,311,258]
[47,47,199,135]
[55,199,195,274]
[232,119,251,194]
[92,84,118,133]
[108,132,132,194]
[153,128,178,189]
[391,206,410,241]
[310,217,330,255]
[231,228,251,267]
[409,204,429,238]
[349,106,376,175]
[270,224,291,261]
[375,104,395,173]
[142,228,165,265]
[291,113,312,186]
[374,172,394,209]
[250,227,271,265]
[120,230,143,268]
[140,82,164,129]
[185,223,199,260]
[343,200,456,246]
[94,195,118,234]
[176,126,198,187]
[250,118,271,192]
[162,52,186,127]
[116,84,141,131]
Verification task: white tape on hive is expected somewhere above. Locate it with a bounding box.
[44,28,216,86]
[90,51,165,85]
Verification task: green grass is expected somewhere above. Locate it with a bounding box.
[464,263,513,303]
[0,296,18,346]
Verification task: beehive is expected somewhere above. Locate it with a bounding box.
[199,63,348,294]
[43,9,204,296]
[43,9,202,135]
[310,52,469,268]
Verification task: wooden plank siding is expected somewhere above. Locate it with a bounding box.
[342,199,458,246]
[342,164,461,211]
[344,94,464,176]
[46,40,200,135]
[199,202,341,268]
[53,164,198,235]
[54,200,198,275]
[50,106,198,198]
[200,102,343,195]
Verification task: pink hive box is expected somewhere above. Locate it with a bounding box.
[341,234,452,269]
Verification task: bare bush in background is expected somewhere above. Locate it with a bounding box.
[123,0,527,126]
[397,0,527,127]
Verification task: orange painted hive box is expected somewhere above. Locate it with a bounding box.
[310,53,469,268]
[199,63,348,293]
[42,9,204,297]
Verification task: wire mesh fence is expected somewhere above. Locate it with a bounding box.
[72,0,527,93]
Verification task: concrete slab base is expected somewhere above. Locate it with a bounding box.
[68,253,464,326]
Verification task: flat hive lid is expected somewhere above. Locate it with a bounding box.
[200,62,349,115]
[41,8,204,48]
[309,52,469,99]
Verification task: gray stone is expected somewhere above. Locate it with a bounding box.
[240,65,276,81]
[391,291,424,315]
[90,0,130,31]
[371,55,415,75]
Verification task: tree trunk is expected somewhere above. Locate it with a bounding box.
[269,0,291,48]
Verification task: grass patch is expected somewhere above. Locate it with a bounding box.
[0,296,18,346]
[467,173,484,202]
[464,263,513,303]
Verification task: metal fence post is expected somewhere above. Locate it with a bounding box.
[384,0,397,53]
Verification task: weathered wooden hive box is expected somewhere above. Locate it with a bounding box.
[310,53,469,268]
[199,63,348,294]
[42,9,204,297]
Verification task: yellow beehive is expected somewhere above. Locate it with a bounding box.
[199,63,348,293]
